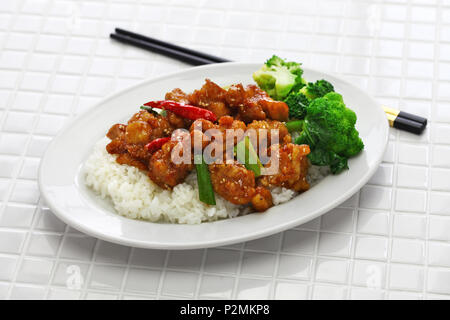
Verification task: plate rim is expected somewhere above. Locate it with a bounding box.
[38,62,389,250]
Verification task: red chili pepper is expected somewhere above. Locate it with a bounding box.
[144,100,217,122]
[145,137,171,153]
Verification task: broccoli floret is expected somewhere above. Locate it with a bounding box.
[295,92,364,174]
[300,79,335,100]
[284,92,309,120]
[253,55,304,100]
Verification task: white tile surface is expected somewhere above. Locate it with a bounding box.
[274,281,309,300]
[315,258,349,284]
[161,271,198,298]
[0,0,449,300]
[88,265,126,292]
[124,268,161,295]
[389,264,424,292]
[240,252,277,277]
[235,278,271,300]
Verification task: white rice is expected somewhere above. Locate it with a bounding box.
[85,140,328,225]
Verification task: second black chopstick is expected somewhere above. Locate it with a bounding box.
[115,28,230,64]
[110,33,220,66]
[383,106,428,135]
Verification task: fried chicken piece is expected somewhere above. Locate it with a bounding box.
[209,162,273,211]
[251,187,273,212]
[116,153,148,171]
[127,110,174,139]
[260,98,290,122]
[217,116,247,131]
[124,121,153,160]
[106,139,127,154]
[258,143,311,192]
[120,111,175,160]
[189,117,247,160]
[107,124,126,140]
[148,141,194,189]
[125,121,151,144]
[237,100,267,123]
[246,120,291,155]
[225,83,246,107]
[190,119,218,133]
[189,79,231,118]
[106,124,127,154]
[244,85,289,122]
[128,110,153,123]
[209,161,256,205]
[226,84,289,123]
[217,116,246,161]
[165,88,190,104]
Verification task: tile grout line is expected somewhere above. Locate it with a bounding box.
[114,0,141,301]
[230,243,245,299]
[421,0,443,301]
[39,0,88,300]
[154,251,170,300]
[335,0,358,300]
[193,249,208,299]
[383,0,411,297]
[306,0,326,300]
[0,1,28,232]
[346,0,382,300]
[268,0,291,300]
[4,0,59,299]
[269,233,285,300]
[69,0,113,299]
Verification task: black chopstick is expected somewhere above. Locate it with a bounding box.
[115,28,230,64]
[384,106,428,135]
[110,33,220,66]
[110,28,428,135]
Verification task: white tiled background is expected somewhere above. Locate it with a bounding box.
[0,0,449,300]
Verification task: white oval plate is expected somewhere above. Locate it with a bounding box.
[39,62,388,250]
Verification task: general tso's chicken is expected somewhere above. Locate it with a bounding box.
[189,79,231,118]
[189,119,218,151]
[225,83,246,108]
[246,120,291,155]
[127,110,173,141]
[105,79,308,213]
[106,123,149,170]
[224,83,289,123]
[244,85,289,122]
[210,162,256,205]
[129,111,173,157]
[148,141,194,189]
[106,124,127,154]
[251,187,274,212]
[225,83,266,122]
[258,143,311,192]
[189,117,247,161]
[209,162,273,212]
[116,153,148,171]
[165,88,190,104]
[218,116,246,157]
[106,110,175,168]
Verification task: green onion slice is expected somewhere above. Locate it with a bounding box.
[235,136,262,177]
[194,154,216,206]
[140,106,158,115]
